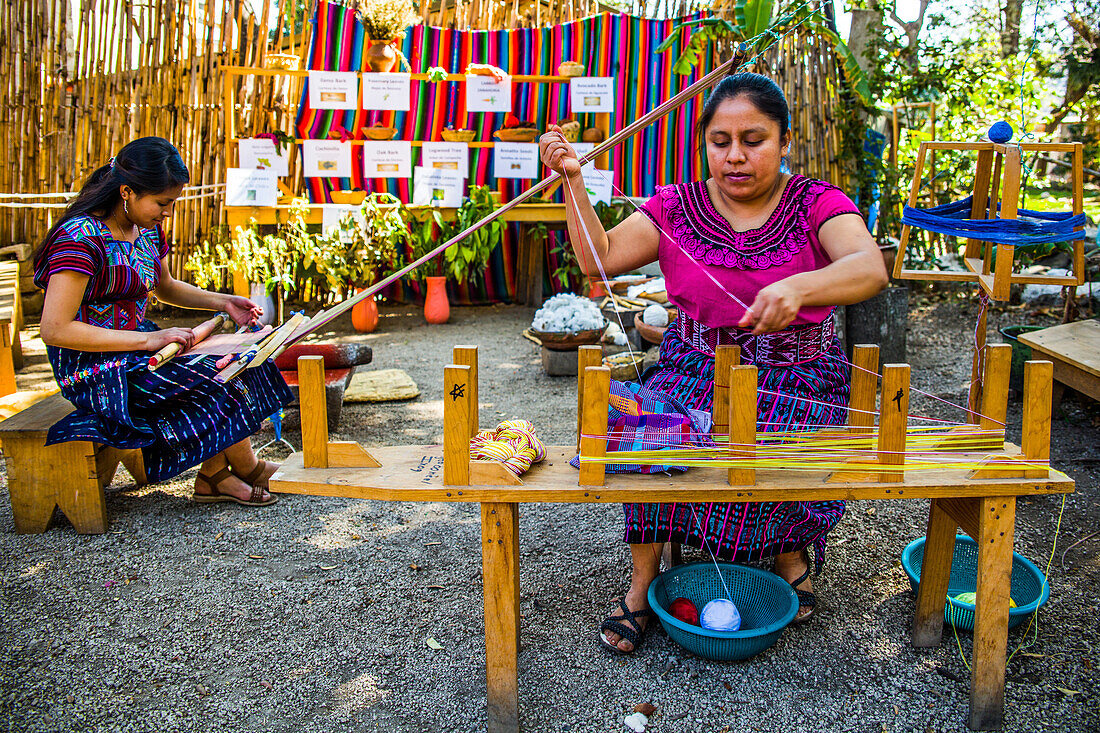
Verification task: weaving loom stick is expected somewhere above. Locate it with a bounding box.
[269,43,752,356]
[147,312,227,371]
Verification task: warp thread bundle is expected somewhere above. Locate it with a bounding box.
[470,420,547,476]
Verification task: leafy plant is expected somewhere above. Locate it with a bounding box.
[410,185,503,283]
[311,193,409,293]
[352,0,419,42]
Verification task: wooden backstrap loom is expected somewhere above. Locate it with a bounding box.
[271,343,1074,732]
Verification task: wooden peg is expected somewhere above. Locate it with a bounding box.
[1021,360,1052,479]
[579,366,610,486]
[711,345,741,435]
[444,364,472,486]
[848,344,879,434]
[299,356,329,468]
[577,345,602,452]
[453,345,479,437]
[979,343,1011,443]
[878,364,910,482]
[727,364,757,486]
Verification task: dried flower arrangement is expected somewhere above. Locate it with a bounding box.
[351,0,419,42]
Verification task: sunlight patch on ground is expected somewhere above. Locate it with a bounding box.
[327,673,389,719]
[20,560,51,578]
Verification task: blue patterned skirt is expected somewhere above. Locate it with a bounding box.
[624,318,849,568]
[46,321,293,483]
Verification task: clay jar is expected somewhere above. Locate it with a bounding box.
[366,40,397,73]
[423,276,450,324]
[351,290,379,333]
[581,127,606,143]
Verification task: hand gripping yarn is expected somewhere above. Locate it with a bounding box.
[470,420,546,476]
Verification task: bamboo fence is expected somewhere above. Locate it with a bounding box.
[2,0,848,283]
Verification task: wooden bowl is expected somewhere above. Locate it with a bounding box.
[330,190,367,205]
[558,61,585,77]
[529,324,606,351]
[264,53,301,71]
[634,308,677,345]
[442,129,478,143]
[494,128,540,143]
[604,352,646,381]
[363,126,398,140]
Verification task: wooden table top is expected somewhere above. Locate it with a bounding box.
[1019,319,1100,379]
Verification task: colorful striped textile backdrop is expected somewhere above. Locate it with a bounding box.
[295,1,715,303]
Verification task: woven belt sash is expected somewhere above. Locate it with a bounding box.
[673,312,836,366]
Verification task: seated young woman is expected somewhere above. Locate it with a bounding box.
[33,136,294,507]
[539,73,888,653]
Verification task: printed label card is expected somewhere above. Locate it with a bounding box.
[420,142,469,175]
[322,204,366,238]
[412,166,465,207]
[307,71,360,110]
[571,141,596,166]
[362,140,412,178]
[492,142,540,179]
[466,74,512,113]
[361,73,411,111]
[569,76,615,114]
[238,138,289,176]
[302,139,352,178]
[581,167,614,205]
[225,168,279,207]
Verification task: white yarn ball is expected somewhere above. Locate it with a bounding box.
[700,598,741,632]
[641,304,669,327]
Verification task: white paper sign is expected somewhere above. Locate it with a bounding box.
[569,76,615,114]
[493,142,539,179]
[581,167,613,205]
[361,73,411,111]
[238,138,289,177]
[412,166,465,207]
[308,71,360,110]
[572,142,596,166]
[362,140,412,178]
[420,142,469,175]
[466,75,512,113]
[225,168,278,207]
[322,204,366,237]
[302,139,352,178]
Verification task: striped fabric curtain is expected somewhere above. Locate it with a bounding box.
[296,1,716,303]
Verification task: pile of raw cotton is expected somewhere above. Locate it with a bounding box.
[531,294,605,333]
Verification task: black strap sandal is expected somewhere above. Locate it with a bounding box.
[598,598,654,655]
[787,550,818,625]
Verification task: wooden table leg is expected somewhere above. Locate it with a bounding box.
[482,501,520,733]
[913,498,958,647]
[969,496,1015,730]
[4,438,106,534]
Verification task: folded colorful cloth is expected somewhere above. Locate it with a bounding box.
[570,379,713,474]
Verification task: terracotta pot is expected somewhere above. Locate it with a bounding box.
[366,40,397,73]
[423,276,450,324]
[352,289,379,333]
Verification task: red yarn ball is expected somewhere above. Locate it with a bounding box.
[669,597,699,625]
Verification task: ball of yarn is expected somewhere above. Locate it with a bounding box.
[988,120,1013,144]
[469,420,546,476]
[668,597,699,625]
[953,591,1017,608]
[642,303,669,327]
[700,598,741,632]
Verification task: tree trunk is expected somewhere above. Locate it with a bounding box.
[1001,0,1023,57]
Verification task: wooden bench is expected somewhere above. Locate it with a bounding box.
[1018,318,1099,405]
[271,345,1074,732]
[0,393,146,534]
[0,259,25,397]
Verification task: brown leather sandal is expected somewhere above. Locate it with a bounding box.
[193,465,278,507]
[236,460,273,489]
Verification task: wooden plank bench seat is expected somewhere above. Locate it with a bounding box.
[0,259,25,397]
[0,393,146,534]
[270,347,1075,732]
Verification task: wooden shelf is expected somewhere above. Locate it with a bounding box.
[222,65,574,83]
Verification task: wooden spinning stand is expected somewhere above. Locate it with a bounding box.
[271,346,1073,732]
[893,140,1086,420]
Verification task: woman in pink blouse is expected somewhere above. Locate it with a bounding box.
[540,73,887,653]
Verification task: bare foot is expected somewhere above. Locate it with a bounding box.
[194,469,273,504]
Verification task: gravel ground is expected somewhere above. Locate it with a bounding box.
[1,294,1098,733]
